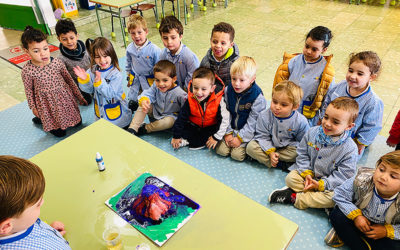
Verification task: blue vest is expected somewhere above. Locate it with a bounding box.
[226,82,263,130]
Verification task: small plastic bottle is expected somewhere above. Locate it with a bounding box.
[96,152,105,171]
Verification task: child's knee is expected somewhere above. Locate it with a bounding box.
[216,141,230,156]
[231,148,246,161]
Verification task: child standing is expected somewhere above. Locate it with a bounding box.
[0,155,70,249]
[273,26,334,122]
[21,26,87,137]
[56,19,92,104]
[321,51,384,157]
[329,151,400,249]
[126,15,161,112]
[171,67,230,150]
[269,97,359,210]
[215,56,267,161]
[387,110,400,150]
[74,37,132,129]
[127,60,187,135]
[200,22,239,86]
[246,81,309,171]
[159,16,199,90]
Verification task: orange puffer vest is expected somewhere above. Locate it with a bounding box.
[188,75,225,127]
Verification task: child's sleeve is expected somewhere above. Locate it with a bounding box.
[295,117,310,142]
[184,52,200,88]
[78,69,94,94]
[172,99,190,139]
[125,46,132,74]
[387,110,400,145]
[236,94,267,143]
[213,96,230,141]
[355,98,384,146]
[95,71,125,101]
[254,110,275,153]
[293,131,313,176]
[138,84,157,105]
[332,176,361,220]
[385,224,400,240]
[152,46,161,65]
[200,54,209,68]
[320,143,358,191]
[21,69,36,111]
[59,60,84,101]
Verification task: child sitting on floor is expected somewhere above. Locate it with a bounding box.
[387,109,400,150]
[127,60,187,135]
[171,67,229,150]
[0,155,70,249]
[320,51,384,157]
[125,15,161,112]
[56,18,92,104]
[329,151,400,249]
[246,80,309,171]
[269,97,359,210]
[74,37,132,129]
[273,26,334,124]
[200,22,239,86]
[159,16,199,90]
[21,26,87,137]
[215,56,267,161]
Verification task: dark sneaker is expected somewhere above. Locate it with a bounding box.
[32,117,42,125]
[136,124,147,136]
[127,128,138,135]
[268,186,295,204]
[324,228,344,248]
[277,161,292,172]
[128,100,139,112]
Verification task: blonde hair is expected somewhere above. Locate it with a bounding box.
[272,80,303,107]
[0,155,45,222]
[230,56,257,79]
[376,151,400,170]
[329,97,359,123]
[127,15,148,32]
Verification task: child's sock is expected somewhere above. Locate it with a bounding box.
[32,117,42,125]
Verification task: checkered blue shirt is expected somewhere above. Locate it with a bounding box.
[0,219,71,249]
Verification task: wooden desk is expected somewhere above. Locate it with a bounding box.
[89,0,160,48]
[33,119,297,249]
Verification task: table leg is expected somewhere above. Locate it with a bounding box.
[225,0,228,8]
[95,4,104,36]
[154,0,160,25]
[184,0,187,25]
[118,8,127,48]
[177,0,181,20]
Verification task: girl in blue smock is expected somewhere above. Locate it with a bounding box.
[74,37,132,128]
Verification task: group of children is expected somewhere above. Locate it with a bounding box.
[3,13,399,249]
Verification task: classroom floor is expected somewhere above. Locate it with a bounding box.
[1,0,400,136]
[0,0,399,249]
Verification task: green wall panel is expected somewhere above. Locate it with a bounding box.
[0,4,50,34]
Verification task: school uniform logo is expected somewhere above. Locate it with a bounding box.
[239,103,252,110]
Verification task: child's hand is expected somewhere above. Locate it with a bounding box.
[50,221,66,236]
[303,175,319,191]
[79,98,88,106]
[269,152,279,167]
[141,100,151,113]
[73,66,87,80]
[171,138,182,149]
[206,136,218,149]
[354,215,371,233]
[355,141,365,155]
[229,137,241,148]
[364,224,387,240]
[386,140,396,148]
[94,71,101,83]
[32,107,39,118]
[224,134,233,145]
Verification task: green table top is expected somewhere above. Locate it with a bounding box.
[32,119,297,249]
[89,0,146,8]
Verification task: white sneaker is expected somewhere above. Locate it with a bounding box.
[189,145,205,150]
[179,139,189,147]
